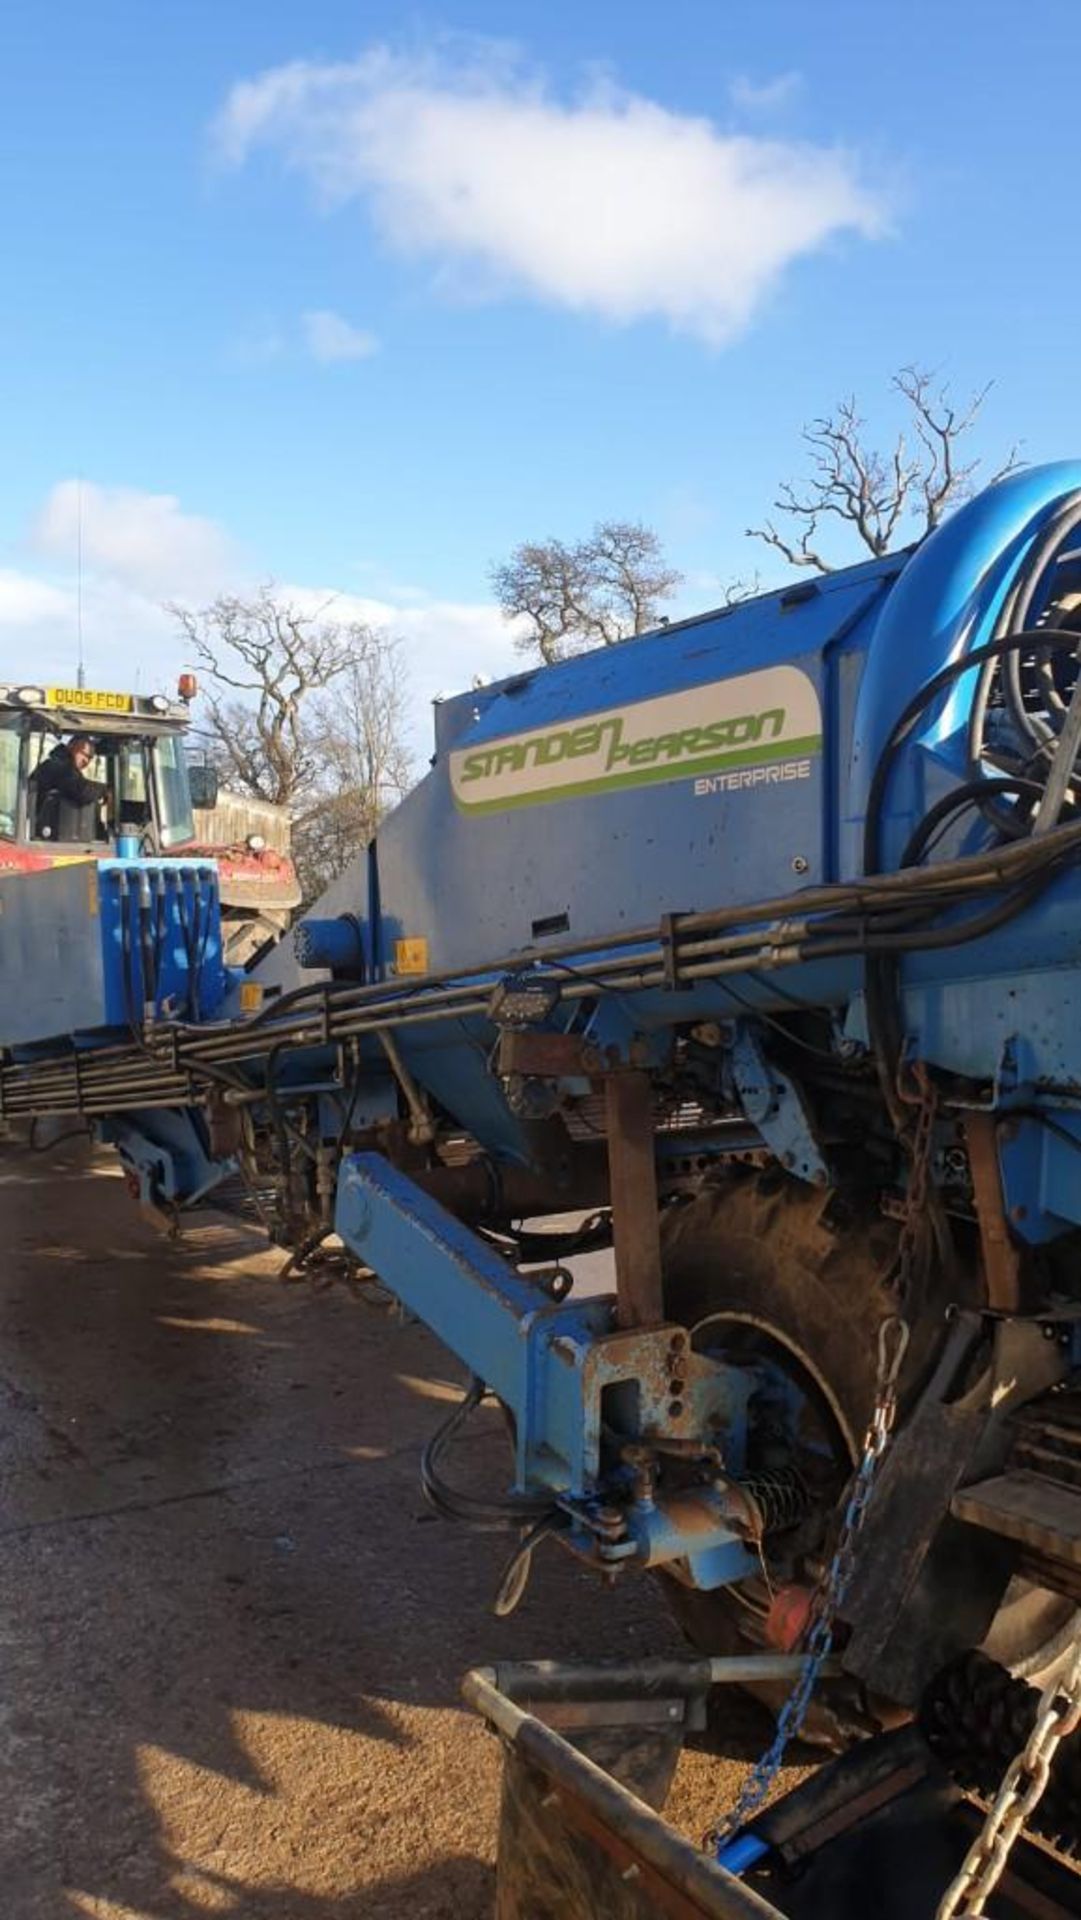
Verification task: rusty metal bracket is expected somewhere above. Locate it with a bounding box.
[964,1111,1022,1311]
[497,1028,591,1078]
[605,1069,665,1329]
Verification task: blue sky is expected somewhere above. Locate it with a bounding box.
[2,1,1080,743]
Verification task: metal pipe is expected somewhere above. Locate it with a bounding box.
[10,811,1081,1117]
[462,1663,788,1920]
[416,1146,609,1221]
[144,812,1081,1049]
[476,1652,842,1701]
[377,1029,435,1144]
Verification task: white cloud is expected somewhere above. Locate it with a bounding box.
[0,565,516,756]
[0,571,190,697]
[302,308,380,363]
[729,72,803,114]
[1,479,519,758]
[278,582,521,753]
[32,481,240,600]
[213,46,888,347]
[0,569,74,628]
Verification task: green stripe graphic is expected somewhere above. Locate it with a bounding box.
[452,733,822,814]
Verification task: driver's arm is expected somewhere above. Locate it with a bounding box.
[54,762,110,808]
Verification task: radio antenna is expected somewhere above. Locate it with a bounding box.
[76,476,85,691]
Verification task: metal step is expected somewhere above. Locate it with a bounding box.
[951,1468,1081,1570]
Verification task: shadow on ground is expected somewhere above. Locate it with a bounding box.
[0,1140,779,1918]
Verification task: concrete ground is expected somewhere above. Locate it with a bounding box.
[0,1135,797,1918]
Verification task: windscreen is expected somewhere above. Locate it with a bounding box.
[10,720,196,848]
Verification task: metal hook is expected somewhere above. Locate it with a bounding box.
[877,1314,911,1389]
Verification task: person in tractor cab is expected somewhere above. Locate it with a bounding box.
[32,733,111,843]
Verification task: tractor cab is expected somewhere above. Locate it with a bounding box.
[0,680,205,868]
[0,679,299,963]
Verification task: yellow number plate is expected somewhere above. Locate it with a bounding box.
[394,937,429,975]
[47,687,134,712]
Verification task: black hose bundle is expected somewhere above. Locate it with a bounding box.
[862,501,1081,1142]
[864,628,1081,876]
[419,1375,555,1533]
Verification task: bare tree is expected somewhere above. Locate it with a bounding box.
[747,368,1023,573]
[294,637,414,903]
[492,520,682,663]
[169,589,414,904]
[722,571,762,607]
[168,587,356,806]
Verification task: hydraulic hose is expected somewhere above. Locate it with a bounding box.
[420,1376,555,1534]
[864,629,1081,877]
[10,814,1081,1120]
[1001,492,1081,747]
[863,503,1081,1138]
[899,777,1046,868]
[137,868,156,1022]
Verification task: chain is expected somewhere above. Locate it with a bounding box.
[705,1312,911,1851]
[893,1059,938,1297]
[706,1069,936,1854]
[936,1638,1081,1918]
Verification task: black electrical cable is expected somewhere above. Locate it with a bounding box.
[834,873,1054,954]
[419,1376,556,1533]
[863,629,1081,1139]
[485,1213,611,1266]
[863,628,1081,877]
[965,657,1042,839]
[330,1050,366,1182]
[137,880,156,1020]
[265,1041,318,1168]
[1032,631,1075,720]
[899,777,1046,869]
[1002,494,1081,747]
[239,972,443,1035]
[704,975,843,1062]
[967,500,1081,831]
[733,871,1055,977]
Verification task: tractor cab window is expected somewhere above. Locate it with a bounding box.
[153,732,195,848]
[9,719,195,849]
[22,726,151,846]
[0,719,19,838]
[25,727,111,844]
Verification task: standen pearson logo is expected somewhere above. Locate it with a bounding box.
[448,666,822,813]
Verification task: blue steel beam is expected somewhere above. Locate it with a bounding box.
[336,1151,612,1495]
[334,1152,757,1586]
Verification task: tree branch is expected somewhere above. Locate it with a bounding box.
[746,366,1023,574]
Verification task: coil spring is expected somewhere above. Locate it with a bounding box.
[738,1465,809,1534]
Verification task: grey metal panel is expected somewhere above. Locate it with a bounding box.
[0,864,106,1044]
